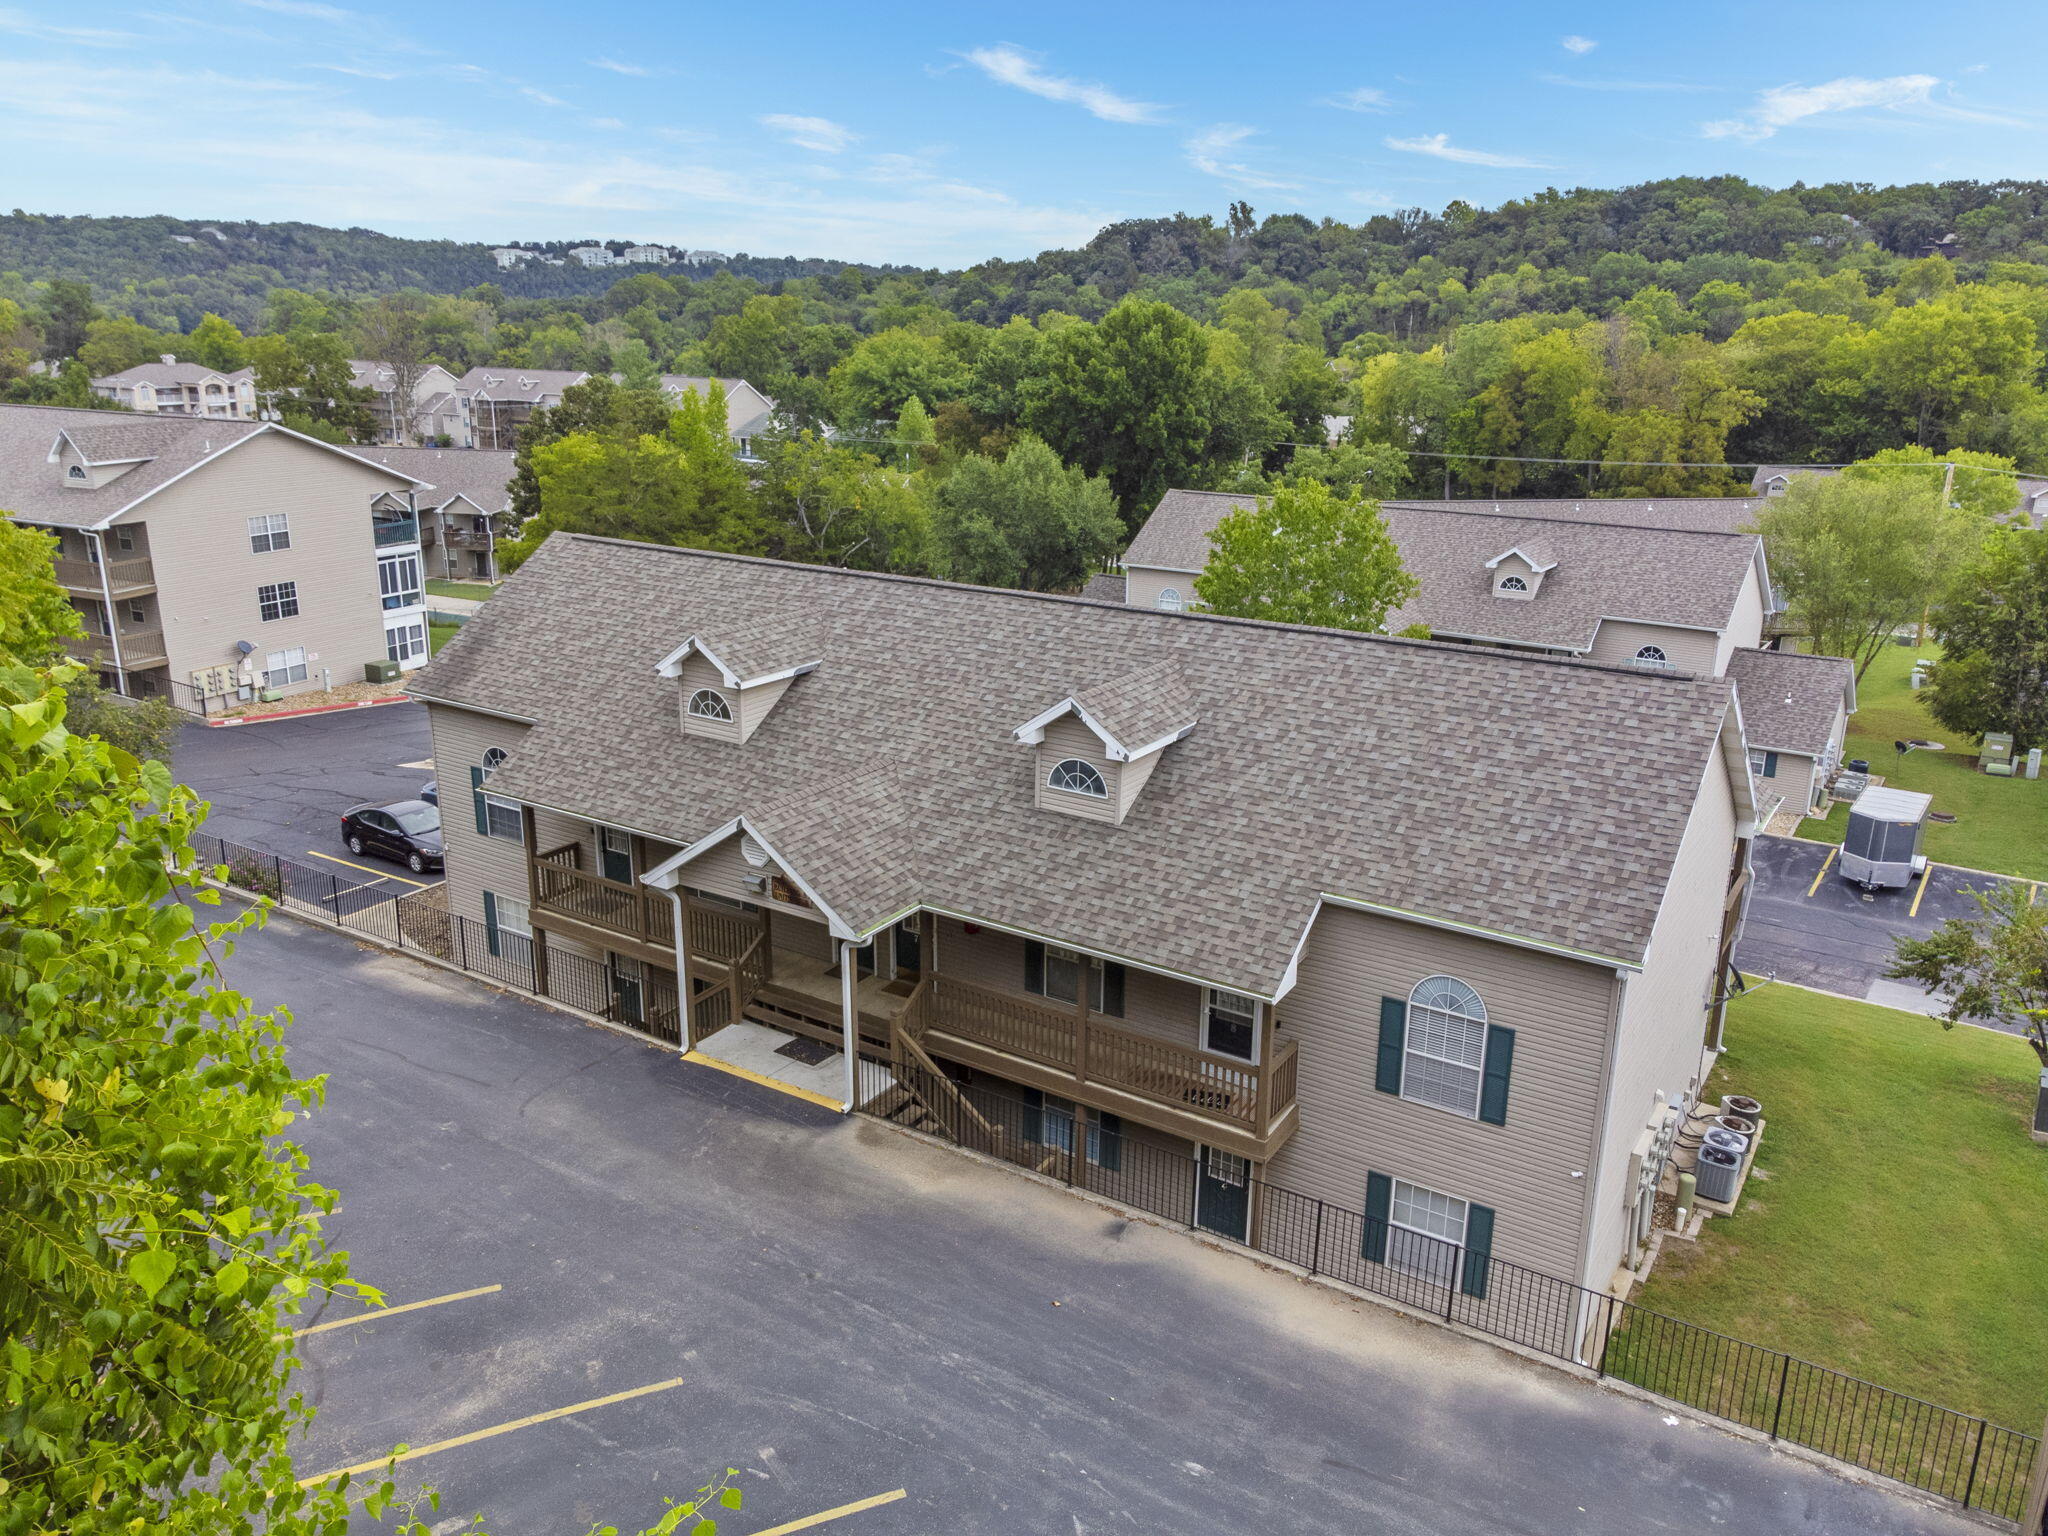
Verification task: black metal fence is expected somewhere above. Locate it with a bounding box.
[200,838,2041,1527]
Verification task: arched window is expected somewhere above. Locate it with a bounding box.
[1497,575,1528,593]
[1156,587,1183,612]
[480,746,508,781]
[687,688,733,721]
[1633,644,1671,669]
[1047,758,1107,797]
[1404,975,1489,1117]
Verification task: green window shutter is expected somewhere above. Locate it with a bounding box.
[1022,939,1045,996]
[1459,1203,1495,1299]
[1762,751,1779,777]
[1018,1085,1044,1143]
[1375,997,1406,1096]
[1362,1171,1391,1262]
[482,890,501,958]
[1098,962,1125,1018]
[471,765,489,836]
[1093,1111,1123,1171]
[1478,1025,1515,1126]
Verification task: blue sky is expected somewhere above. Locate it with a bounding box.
[0,0,2041,266]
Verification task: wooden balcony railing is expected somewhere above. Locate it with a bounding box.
[61,630,168,669]
[923,974,1299,1139]
[53,556,155,593]
[687,902,760,964]
[531,842,674,948]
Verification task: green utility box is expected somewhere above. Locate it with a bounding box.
[364,659,401,684]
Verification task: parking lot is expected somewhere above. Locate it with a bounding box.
[216,905,1977,1536]
[1738,834,2035,1021]
[175,703,441,908]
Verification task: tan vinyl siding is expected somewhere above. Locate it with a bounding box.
[934,917,1204,1049]
[1582,748,1734,1286]
[1749,748,1817,814]
[1035,714,1118,822]
[119,431,398,697]
[1715,561,1769,671]
[1124,565,1199,612]
[1263,904,1621,1282]
[426,703,532,929]
[676,653,741,743]
[1115,748,1162,820]
[1587,619,1718,676]
[685,830,828,923]
[737,673,797,740]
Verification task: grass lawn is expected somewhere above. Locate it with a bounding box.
[1792,641,2048,881]
[428,621,460,655]
[425,578,497,600]
[1625,980,2048,1432]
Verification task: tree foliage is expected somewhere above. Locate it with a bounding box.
[1887,882,2048,1070]
[1193,479,1419,631]
[928,434,1122,591]
[1923,530,2048,751]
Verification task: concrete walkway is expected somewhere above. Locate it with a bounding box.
[231,908,1987,1536]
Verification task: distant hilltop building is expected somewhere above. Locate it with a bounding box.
[490,246,532,269]
[493,241,679,269]
[686,249,727,266]
[567,245,619,268]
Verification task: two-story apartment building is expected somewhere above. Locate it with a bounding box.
[0,405,431,703]
[349,361,474,448]
[1752,463,2048,528]
[658,376,778,462]
[348,445,516,583]
[91,358,257,419]
[413,535,1757,1308]
[455,368,591,450]
[1115,489,1855,821]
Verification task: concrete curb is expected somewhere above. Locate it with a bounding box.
[207,695,414,728]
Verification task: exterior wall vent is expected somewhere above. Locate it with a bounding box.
[740,833,770,867]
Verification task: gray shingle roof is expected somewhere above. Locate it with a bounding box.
[1724,648,1855,756]
[92,361,252,387]
[1388,497,1765,534]
[415,536,1738,993]
[1751,464,2048,527]
[1065,661,1198,753]
[1078,572,1127,603]
[659,375,777,440]
[342,445,516,514]
[454,367,590,403]
[1123,490,1764,653]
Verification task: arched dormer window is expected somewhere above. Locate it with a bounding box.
[1498,575,1527,592]
[1047,758,1107,798]
[1156,587,1183,612]
[687,688,733,721]
[1633,645,1671,669]
[67,464,87,480]
[1404,975,1488,1117]
[481,745,508,780]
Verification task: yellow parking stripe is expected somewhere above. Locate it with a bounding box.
[296,1377,685,1487]
[1909,866,1933,918]
[290,1284,501,1338]
[303,848,437,890]
[1804,845,1838,897]
[751,1489,909,1535]
[684,1049,846,1111]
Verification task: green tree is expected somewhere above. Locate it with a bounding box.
[1922,530,2048,751]
[1193,479,1418,630]
[1843,446,2022,521]
[78,316,171,377]
[509,375,677,522]
[63,673,183,764]
[183,312,248,371]
[753,433,929,571]
[1886,883,2048,1108]
[890,394,938,471]
[1269,438,1410,499]
[928,435,1123,591]
[247,332,376,442]
[1749,473,1982,681]
[353,290,437,443]
[34,278,96,361]
[828,328,970,425]
[612,336,663,394]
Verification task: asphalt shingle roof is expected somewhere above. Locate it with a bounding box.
[414,536,1737,994]
[1078,572,1128,603]
[1066,661,1198,752]
[1724,648,1855,756]
[93,361,252,386]
[455,367,590,403]
[1122,489,1764,653]
[343,446,516,514]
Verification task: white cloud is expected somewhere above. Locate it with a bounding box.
[1700,74,2018,141]
[1324,87,1391,113]
[308,63,400,80]
[1184,124,1299,190]
[0,7,136,45]
[759,113,858,153]
[1561,35,1597,54]
[518,85,568,107]
[961,44,1163,124]
[588,57,654,77]
[1383,132,1548,168]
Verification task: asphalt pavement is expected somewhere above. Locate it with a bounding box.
[221,903,1981,1536]
[1738,834,2032,1023]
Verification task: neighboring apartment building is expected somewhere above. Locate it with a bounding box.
[1723,649,1859,818]
[1113,489,1855,820]
[412,535,1757,1309]
[1751,463,2048,527]
[658,375,777,461]
[91,358,257,419]
[348,446,516,583]
[0,405,433,704]
[454,368,591,450]
[349,361,474,448]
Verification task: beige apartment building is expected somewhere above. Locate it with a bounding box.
[455,367,591,450]
[1114,489,1856,823]
[413,535,1756,1306]
[90,358,257,419]
[349,361,474,448]
[346,446,516,582]
[1,406,431,706]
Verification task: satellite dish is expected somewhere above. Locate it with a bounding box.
[234,639,255,655]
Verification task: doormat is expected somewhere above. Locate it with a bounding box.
[880,978,916,998]
[775,1035,838,1067]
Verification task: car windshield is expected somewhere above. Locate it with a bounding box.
[391,805,440,836]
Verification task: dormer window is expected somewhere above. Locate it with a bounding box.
[1634,645,1673,671]
[1048,758,1107,797]
[1486,544,1555,599]
[67,464,86,480]
[1156,587,1183,612]
[1497,575,1526,593]
[658,633,819,743]
[688,688,732,721]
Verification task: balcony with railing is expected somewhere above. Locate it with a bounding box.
[530,842,677,953]
[372,512,420,547]
[62,629,169,670]
[53,556,156,595]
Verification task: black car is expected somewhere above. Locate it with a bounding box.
[340,798,444,874]
[418,779,439,806]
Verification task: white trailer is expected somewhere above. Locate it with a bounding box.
[1839,786,1932,891]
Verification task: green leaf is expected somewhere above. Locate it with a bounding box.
[214,1260,250,1299]
[128,1247,176,1302]
[720,1488,742,1510]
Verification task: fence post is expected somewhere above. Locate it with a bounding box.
[272,853,284,908]
[455,914,468,972]
[1594,1294,1616,1379]
[1444,1248,1460,1322]
[1768,1353,1791,1441]
[1961,1418,1988,1509]
[329,872,341,921]
[1308,1198,1324,1278]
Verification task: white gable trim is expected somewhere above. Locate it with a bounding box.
[653,635,819,689]
[1484,546,1559,573]
[47,431,154,469]
[1010,697,1194,763]
[86,422,426,531]
[639,817,856,939]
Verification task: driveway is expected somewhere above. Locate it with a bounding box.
[1739,834,2032,1021]
[220,907,1979,1536]
[174,702,440,897]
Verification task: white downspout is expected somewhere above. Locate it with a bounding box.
[838,940,859,1113]
[86,529,128,696]
[665,889,692,1054]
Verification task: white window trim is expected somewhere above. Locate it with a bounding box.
[687,687,733,721]
[1047,757,1108,798]
[248,512,291,553]
[263,646,308,687]
[493,894,532,939]
[482,793,523,841]
[1200,987,1261,1062]
[1156,587,1184,612]
[1401,974,1488,1120]
[1632,644,1673,670]
[1388,1177,1469,1281]
[257,580,299,622]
